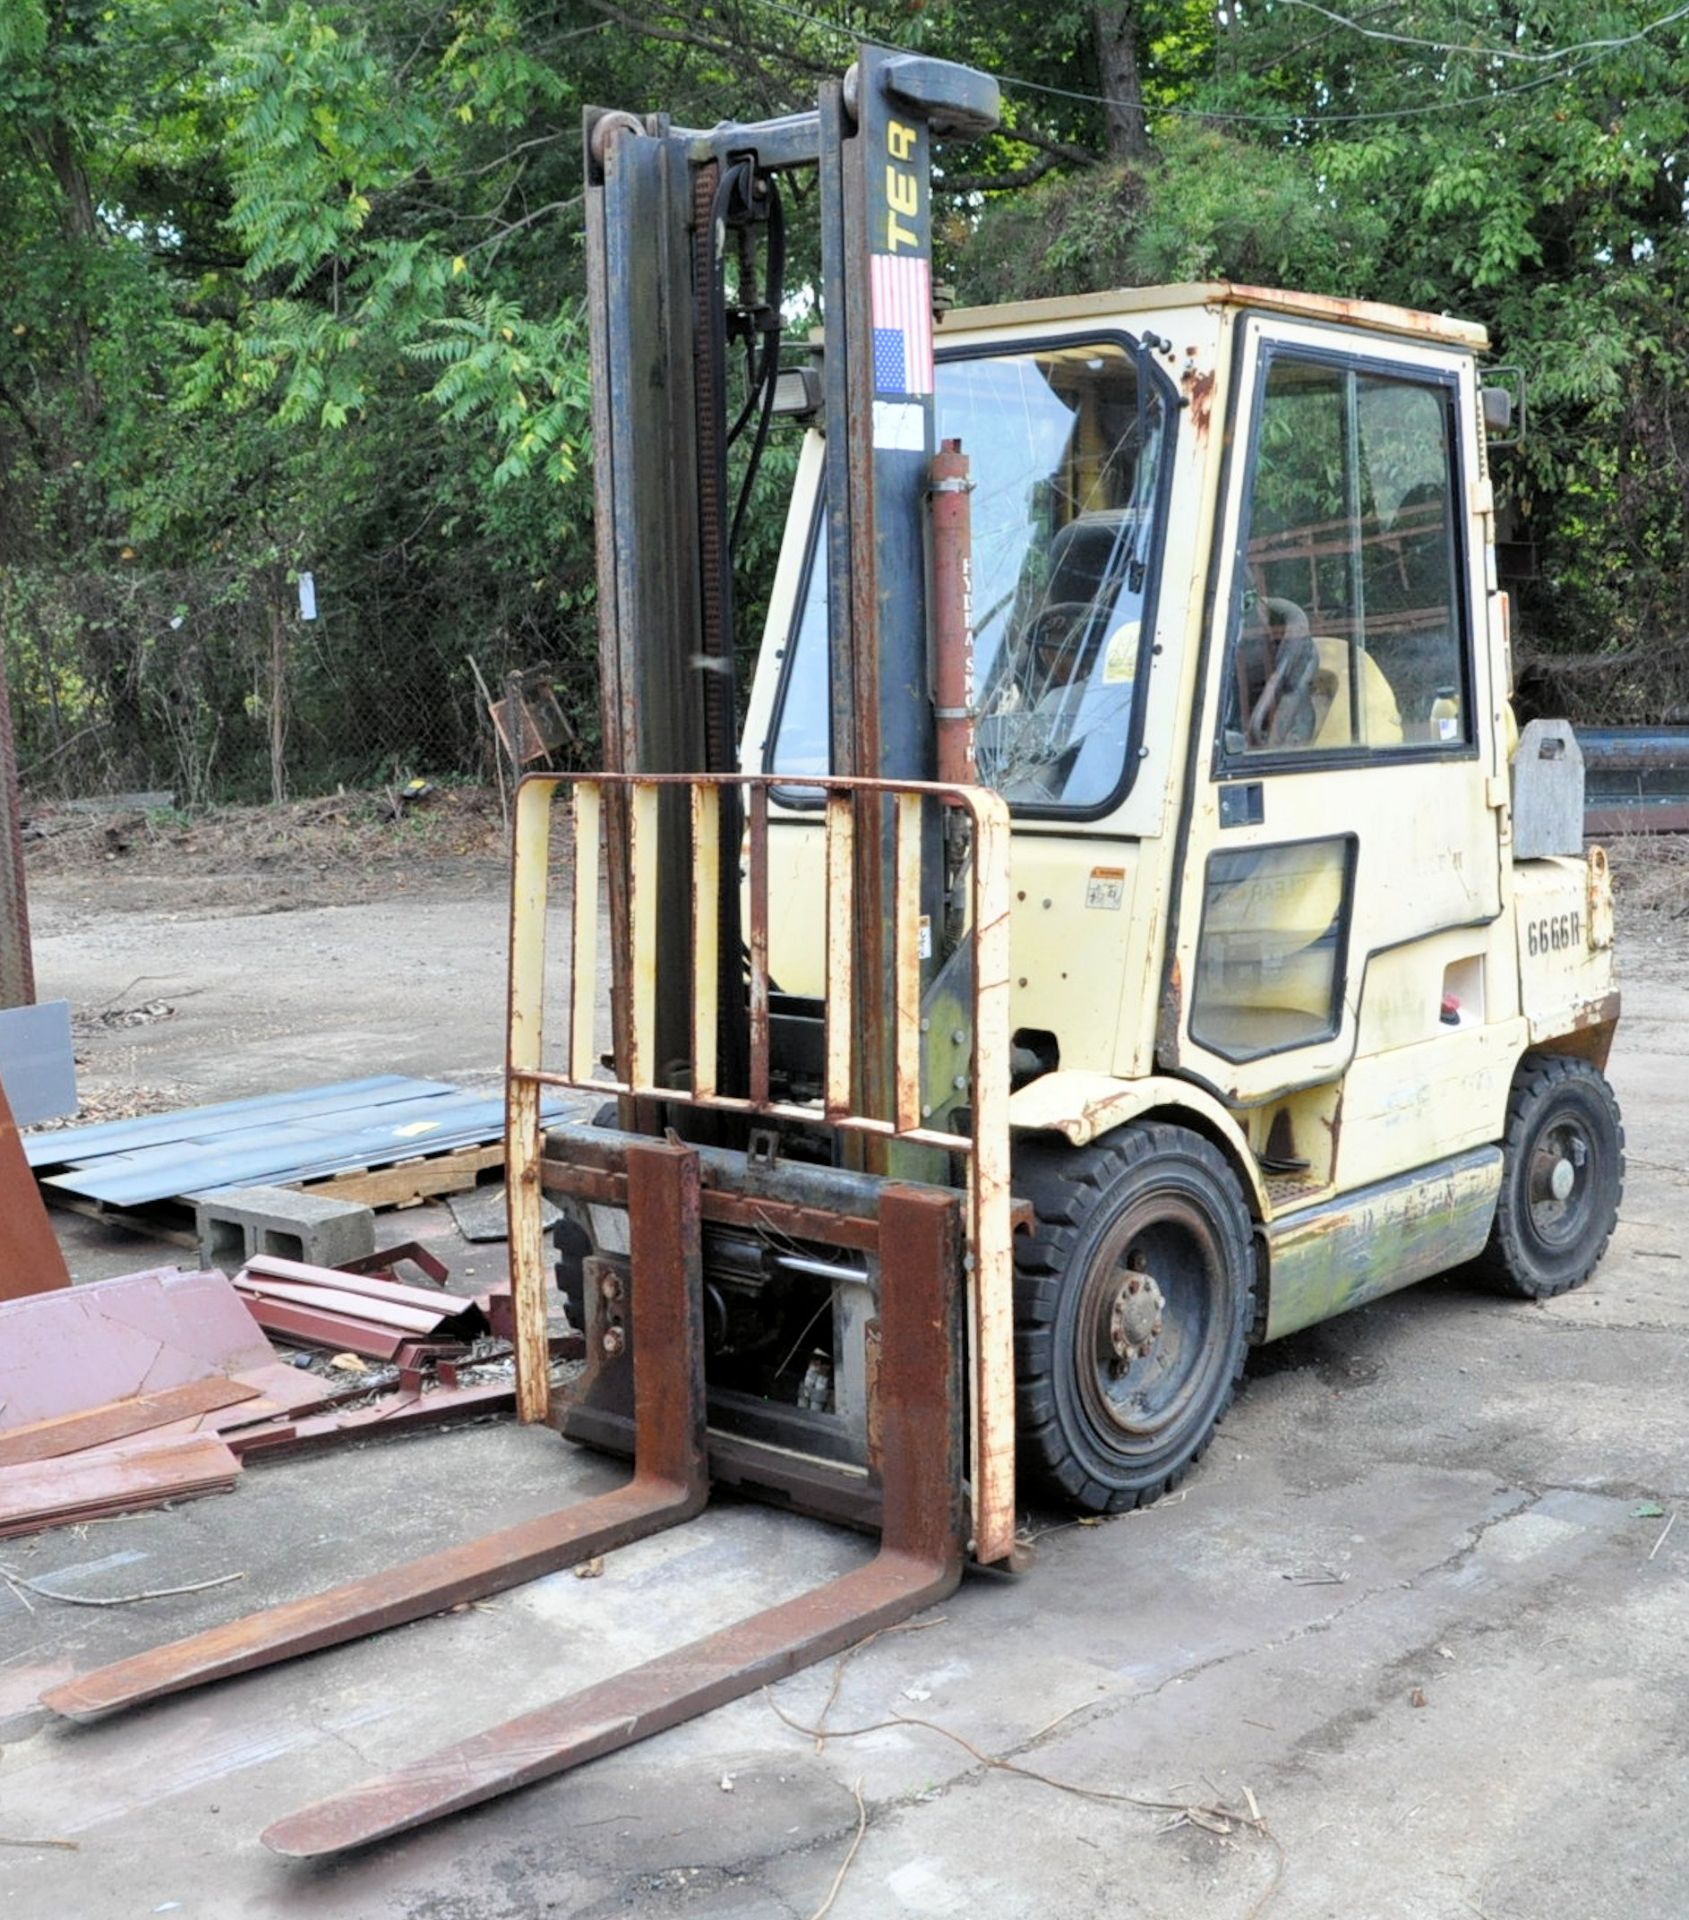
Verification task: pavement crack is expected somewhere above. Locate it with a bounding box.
[1398,1485,1540,1584]
[317,1722,383,1771]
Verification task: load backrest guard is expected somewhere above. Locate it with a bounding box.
[504,767,1016,1565]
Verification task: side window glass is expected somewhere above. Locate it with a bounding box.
[1190,837,1354,1061]
[1224,354,1466,757]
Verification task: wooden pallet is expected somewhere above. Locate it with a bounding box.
[43,1188,200,1249]
[299,1140,506,1210]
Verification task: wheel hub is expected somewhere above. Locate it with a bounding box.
[1548,1157,1576,1202]
[1107,1263,1166,1371]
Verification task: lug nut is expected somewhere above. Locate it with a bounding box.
[600,1274,622,1303]
[601,1326,625,1357]
[1127,1277,1140,1295]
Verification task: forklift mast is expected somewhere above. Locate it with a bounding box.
[584,47,999,1139]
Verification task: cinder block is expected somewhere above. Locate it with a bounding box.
[191,1184,375,1273]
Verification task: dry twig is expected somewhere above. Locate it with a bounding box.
[808,1776,867,1920]
[1649,1512,1678,1561]
[766,1687,1286,1915]
[770,1691,1189,1815]
[0,1836,79,1851]
[810,1616,945,1754]
[0,1563,246,1608]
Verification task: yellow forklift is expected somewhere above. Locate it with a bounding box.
[44,43,1621,1854]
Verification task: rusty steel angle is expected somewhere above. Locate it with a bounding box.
[0,1075,71,1299]
[41,1139,708,1724]
[258,1182,967,1857]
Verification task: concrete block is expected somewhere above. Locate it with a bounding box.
[191,1183,375,1273]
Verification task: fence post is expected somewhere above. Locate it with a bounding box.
[0,637,36,1009]
[269,580,289,806]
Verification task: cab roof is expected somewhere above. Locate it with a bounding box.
[937,281,1489,353]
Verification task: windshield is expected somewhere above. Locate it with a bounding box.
[767,338,1167,810]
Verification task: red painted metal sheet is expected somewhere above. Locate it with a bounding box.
[0,1434,240,1539]
[335,1243,451,1286]
[0,1377,260,1469]
[235,1297,417,1362]
[230,1258,489,1358]
[224,1379,518,1458]
[234,1279,456,1333]
[240,1254,465,1319]
[142,1363,376,1445]
[0,1269,276,1431]
[232,1274,482,1339]
[0,1076,70,1300]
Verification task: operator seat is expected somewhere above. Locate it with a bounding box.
[1302,637,1403,748]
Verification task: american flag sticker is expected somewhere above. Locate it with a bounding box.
[870,253,934,397]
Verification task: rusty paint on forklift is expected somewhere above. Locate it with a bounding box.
[1262,1145,1503,1341]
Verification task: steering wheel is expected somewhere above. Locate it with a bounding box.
[1245,599,1319,748]
[1020,602,1098,700]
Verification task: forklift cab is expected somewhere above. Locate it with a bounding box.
[753,286,1519,1119]
[747,283,1620,1470]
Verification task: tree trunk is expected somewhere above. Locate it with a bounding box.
[1090,5,1151,161]
[0,642,37,1009]
[34,120,101,427]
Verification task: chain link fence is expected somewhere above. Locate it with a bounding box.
[8,556,1682,814]
[1,560,597,808]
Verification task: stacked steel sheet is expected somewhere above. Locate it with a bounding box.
[24,1074,575,1207]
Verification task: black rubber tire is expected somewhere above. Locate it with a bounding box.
[1474,1053,1624,1299]
[1013,1123,1256,1514]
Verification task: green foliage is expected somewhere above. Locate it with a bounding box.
[407,293,590,488]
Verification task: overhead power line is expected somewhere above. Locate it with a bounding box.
[1266,0,1689,66]
[741,0,1682,129]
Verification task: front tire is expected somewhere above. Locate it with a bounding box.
[1475,1053,1624,1299]
[1013,1123,1256,1514]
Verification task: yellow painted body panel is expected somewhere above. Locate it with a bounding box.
[1334,1017,1527,1193]
[1513,859,1614,1033]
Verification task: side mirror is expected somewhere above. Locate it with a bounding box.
[1481,366,1526,449]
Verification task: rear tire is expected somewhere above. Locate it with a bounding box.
[1475,1053,1624,1299]
[1013,1123,1256,1515]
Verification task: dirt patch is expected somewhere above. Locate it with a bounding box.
[27,1081,191,1131]
[23,784,511,923]
[1604,833,1689,937]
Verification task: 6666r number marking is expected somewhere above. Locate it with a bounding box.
[1528,912,1582,956]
